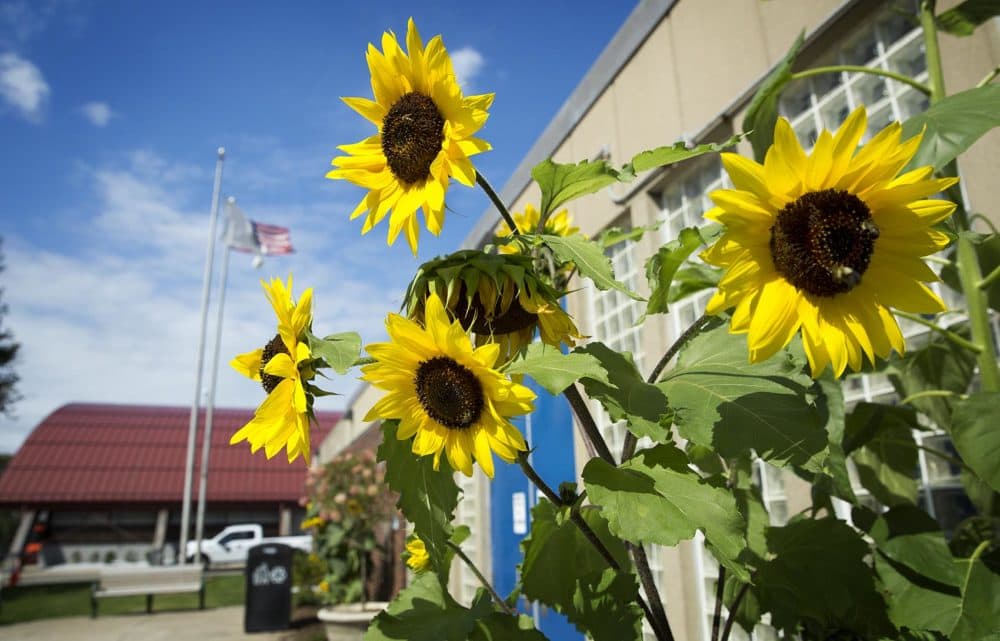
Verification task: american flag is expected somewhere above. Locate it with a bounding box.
[223,200,294,255]
[251,221,293,255]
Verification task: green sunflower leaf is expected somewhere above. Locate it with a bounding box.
[531,158,624,218]
[950,541,1000,641]
[743,29,805,162]
[573,342,672,444]
[936,0,1000,36]
[365,571,493,641]
[644,226,711,318]
[886,323,977,430]
[505,342,608,395]
[539,234,644,300]
[596,222,661,250]
[377,420,460,579]
[755,518,894,638]
[668,263,723,304]
[625,133,744,173]
[306,330,362,375]
[844,402,921,507]
[951,392,1000,493]
[868,506,963,635]
[901,84,1000,171]
[582,443,749,581]
[656,323,827,469]
[519,500,642,641]
[470,612,550,641]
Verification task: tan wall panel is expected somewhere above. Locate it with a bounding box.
[613,18,684,161]
[669,0,770,134]
[757,0,847,63]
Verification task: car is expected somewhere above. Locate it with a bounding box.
[184,523,311,567]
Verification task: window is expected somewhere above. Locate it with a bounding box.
[586,217,646,459]
[657,156,731,342]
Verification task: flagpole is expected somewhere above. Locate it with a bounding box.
[180,147,225,566]
[194,197,236,557]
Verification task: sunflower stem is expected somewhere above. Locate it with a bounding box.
[515,452,668,640]
[476,172,520,237]
[955,234,1000,391]
[720,583,750,641]
[563,384,617,465]
[977,65,1000,88]
[711,565,727,641]
[628,542,676,641]
[622,313,713,462]
[920,0,947,104]
[447,540,514,616]
[900,388,959,405]
[979,263,1000,292]
[789,65,931,96]
[894,311,982,354]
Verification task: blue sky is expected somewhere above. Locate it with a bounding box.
[0,0,637,452]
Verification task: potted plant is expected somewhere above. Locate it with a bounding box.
[301,450,395,641]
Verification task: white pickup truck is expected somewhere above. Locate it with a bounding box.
[184,523,312,567]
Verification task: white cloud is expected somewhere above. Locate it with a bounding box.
[0,150,407,453]
[0,51,49,121]
[450,47,485,91]
[81,100,112,126]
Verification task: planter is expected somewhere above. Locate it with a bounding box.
[317,602,389,641]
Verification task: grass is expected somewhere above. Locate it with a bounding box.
[0,574,246,625]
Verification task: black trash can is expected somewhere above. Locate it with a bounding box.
[244,543,293,633]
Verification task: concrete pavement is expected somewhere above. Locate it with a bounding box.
[0,606,316,641]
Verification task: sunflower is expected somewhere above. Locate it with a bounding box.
[326,18,494,254]
[405,536,430,572]
[495,204,580,254]
[362,292,535,477]
[403,250,583,362]
[701,107,957,377]
[230,276,315,462]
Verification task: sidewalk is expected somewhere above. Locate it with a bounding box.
[0,606,312,641]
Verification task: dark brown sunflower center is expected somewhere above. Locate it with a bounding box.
[381,92,445,185]
[259,334,289,394]
[769,188,879,297]
[414,356,484,430]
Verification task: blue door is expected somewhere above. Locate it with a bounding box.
[490,375,583,641]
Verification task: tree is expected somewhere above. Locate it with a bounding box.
[0,237,19,414]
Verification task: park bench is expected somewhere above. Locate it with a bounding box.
[90,565,205,617]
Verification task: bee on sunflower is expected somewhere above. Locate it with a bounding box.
[230,276,316,463]
[701,106,957,377]
[361,292,536,478]
[403,250,584,362]
[327,18,494,254]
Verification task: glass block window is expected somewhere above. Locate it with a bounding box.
[658,156,731,342]
[586,218,645,459]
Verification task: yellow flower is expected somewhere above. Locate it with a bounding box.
[362,292,535,477]
[495,204,580,254]
[230,276,315,463]
[300,517,324,530]
[326,18,494,254]
[405,536,430,573]
[318,580,330,593]
[701,107,957,377]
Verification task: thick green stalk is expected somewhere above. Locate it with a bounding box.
[920,0,946,103]
[789,65,931,96]
[956,234,1000,391]
[476,172,520,236]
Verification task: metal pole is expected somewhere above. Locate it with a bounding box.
[179,147,225,565]
[194,200,235,558]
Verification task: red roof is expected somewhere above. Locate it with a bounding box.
[0,403,340,506]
